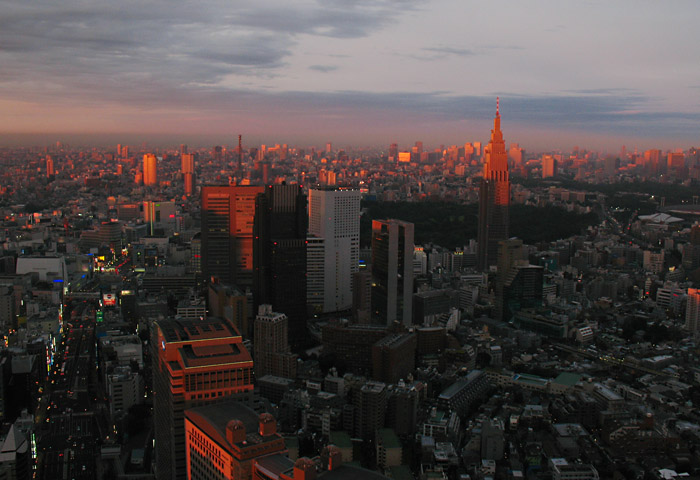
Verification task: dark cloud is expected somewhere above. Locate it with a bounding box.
[0,0,420,98]
[309,65,339,73]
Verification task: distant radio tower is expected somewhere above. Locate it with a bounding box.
[238,134,242,171]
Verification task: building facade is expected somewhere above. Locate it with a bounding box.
[181,153,195,196]
[254,305,297,379]
[307,188,361,313]
[253,184,308,348]
[185,402,286,480]
[201,185,264,287]
[152,317,254,480]
[371,219,414,326]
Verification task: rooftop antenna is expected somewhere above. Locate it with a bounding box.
[496,96,500,116]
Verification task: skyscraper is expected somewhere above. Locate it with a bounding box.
[307,187,361,313]
[352,270,372,324]
[152,317,254,480]
[371,219,414,326]
[477,98,510,271]
[181,153,195,196]
[353,380,387,439]
[143,153,158,186]
[201,185,265,287]
[542,154,556,178]
[253,184,308,348]
[253,304,297,379]
[389,143,398,161]
[686,288,700,340]
[508,143,523,166]
[496,238,544,322]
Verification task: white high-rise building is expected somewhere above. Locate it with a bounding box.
[307,187,361,313]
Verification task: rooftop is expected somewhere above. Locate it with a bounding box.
[185,401,278,452]
[157,317,240,342]
[553,372,582,387]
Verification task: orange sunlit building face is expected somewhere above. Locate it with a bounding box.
[201,185,265,287]
[185,404,286,480]
[477,98,511,271]
[143,153,158,186]
[153,317,254,480]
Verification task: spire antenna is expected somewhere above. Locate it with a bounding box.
[496,97,500,116]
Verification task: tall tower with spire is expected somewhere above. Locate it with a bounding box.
[477,98,510,271]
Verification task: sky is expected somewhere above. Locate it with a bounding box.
[1,0,699,151]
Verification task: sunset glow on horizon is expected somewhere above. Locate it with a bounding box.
[2,0,699,151]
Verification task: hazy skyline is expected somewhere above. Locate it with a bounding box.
[2,0,699,151]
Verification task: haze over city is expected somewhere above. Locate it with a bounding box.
[5,2,700,480]
[2,0,700,150]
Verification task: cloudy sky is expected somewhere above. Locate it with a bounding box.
[1,0,699,151]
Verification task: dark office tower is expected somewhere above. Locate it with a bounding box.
[201,185,265,287]
[371,219,414,327]
[495,238,525,320]
[501,264,543,321]
[477,98,510,271]
[386,383,419,436]
[152,317,254,480]
[253,184,308,348]
[254,304,297,379]
[494,239,543,321]
[181,153,195,196]
[353,380,387,439]
[352,270,372,324]
[180,143,188,155]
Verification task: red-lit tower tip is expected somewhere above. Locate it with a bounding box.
[496,96,500,116]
